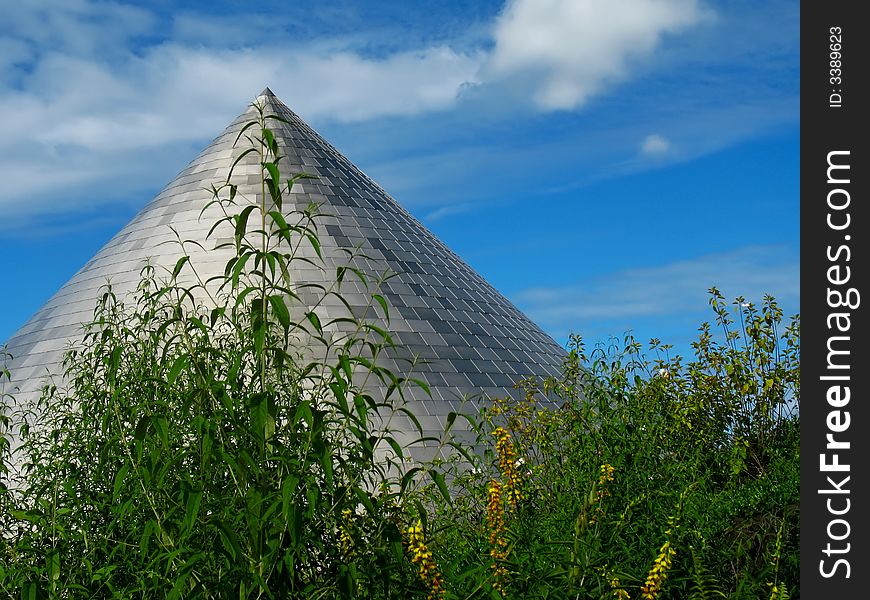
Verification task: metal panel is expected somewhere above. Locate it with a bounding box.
[2,88,567,453]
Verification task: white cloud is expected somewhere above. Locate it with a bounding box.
[514,245,799,328]
[640,133,671,156]
[423,203,474,222]
[0,2,483,219]
[0,0,155,58]
[0,0,789,227]
[486,0,706,109]
[5,43,482,152]
[274,47,483,123]
[0,37,31,78]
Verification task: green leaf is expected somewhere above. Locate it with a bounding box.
[269,294,290,331]
[262,126,278,155]
[232,120,258,149]
[354,487,375,514]
[188,316,209,334]
[249,393,269,442]
[429,469,451,505]
[201,431,213,467]
[227,146,258,182]
[167,354,188,385]
[140,519,155,556]
[134,416,150,441]
[305,232,322,258]
[294,401,313,428]
[168,571,190,600]
[338,566,353,598]
[265,177,281,210]
[231,252,251,289]
[264,113,292,126]
[234,205,256,242]
[282,474,299,520]
[109,346,121,374]
[306,311,322,334]
[172,255,190,279]
[213,520,242,561]
[372,293,389,321]
[445,411,457,433]
[340,354,353,381]
[253,316,266,355]
[411,377,431,397]
[320,446,334,486]
[267,209,289,233]
[183,488,203,534]
[353,394,368,427]
[210,306,224,327]
[385,436,404,461]
[332,386,352,421]
[46,549,59,583]
[21,581,39,600]
[264,161,281,187]
[113,463,129,501]
[154,415,169,446]
[400,467,423,494]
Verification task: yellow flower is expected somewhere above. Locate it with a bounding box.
[609,576,630,600]
[339,508,354,559]
[595,463,615,503]
[486,479,509,595]
[640,540,676,600]
[406,520,445,600]
[768,583,790,600]
[493,427,523,509]
[598,463,615,486]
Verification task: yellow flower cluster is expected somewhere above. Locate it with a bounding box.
[640,540,676,599]
[406,520,445,600]
[339,508,354,559]
[598,463,615,486]
[487,480,509,595]
[596,463,615,502]
[768,583,788,600]
[609,575,630,600]
[589,463,615,525]
[493,427,522,509]
[487,481,505,544]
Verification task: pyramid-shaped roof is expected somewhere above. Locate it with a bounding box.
[3,89,565,443]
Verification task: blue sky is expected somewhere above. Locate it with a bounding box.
[0,0,799,361]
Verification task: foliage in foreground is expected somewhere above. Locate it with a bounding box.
[0,99,799,599]
[423,291,799,599]
[2,102,423,598]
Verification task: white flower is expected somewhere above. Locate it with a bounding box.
[515,458,525,468]
[658,368,669,378]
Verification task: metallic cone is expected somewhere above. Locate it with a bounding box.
[2,88,565,450]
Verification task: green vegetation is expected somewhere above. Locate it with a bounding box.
[423,292,799,599]
[0,102,799,599]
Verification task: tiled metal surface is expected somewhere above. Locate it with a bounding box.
[2,89,565,446]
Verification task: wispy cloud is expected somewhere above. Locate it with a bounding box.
[484,0,709,109]
[1,0,155,58]
[423,203,475,222]
[0,0,794,228]
[0,5,484,220]
[513,245,799,337]
[640,133,671,157]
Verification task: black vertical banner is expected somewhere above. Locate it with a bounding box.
[801,2,869,597]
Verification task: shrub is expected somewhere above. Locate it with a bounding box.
[421,292,799,599]
[2,100,424,598]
